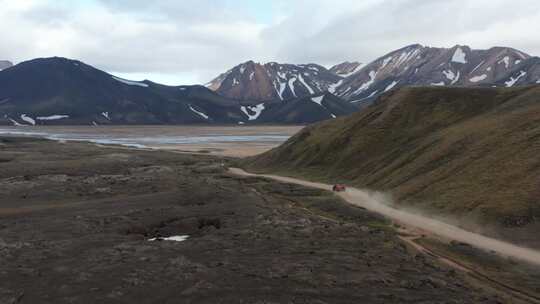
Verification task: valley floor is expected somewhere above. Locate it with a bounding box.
[0,137,537,303]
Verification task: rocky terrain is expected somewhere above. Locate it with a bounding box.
[0,137,528,303]
[0,60,12,71]
[0,58,356,125]
[244,85,540,249]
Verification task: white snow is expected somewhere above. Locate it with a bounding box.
[9,118,23,126]
[278,82,287,100]
[471,61,485,74]
[537,79,540,84]
[232,78,239,86]
[505,71,527,87]
[498,56,510,69]
[339,63,365,77]
[451,47,467,64]
[515,60,522,65]
[311,96,324,105]
[92,121,98,126]
[101,112,110,120]
[288,77,298,97]
[469,74,488,83]
[112,76,149,87]
[189,105,209,120]
[351,90,378,103]
[249,72,255,81]
[431,82,445,86]
[238,121,245,125]
[442,70,456,81]
[36,115,69,120]
[487,67,492,71]
[328,80,343,94]
[240,103,265,121]
[353,70,377,94]
[277,71,287,79]
[148,235,189,242]
[297,74,315,94]
[239,65,246,74]
[381,57,393,69]
[384,81,399,92]
[20,114,36,126]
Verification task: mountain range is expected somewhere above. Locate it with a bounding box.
[0,57,354,125]
[1,43,540,125]
[207,44,540,104]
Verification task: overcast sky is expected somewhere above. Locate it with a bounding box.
[1,0,539,85]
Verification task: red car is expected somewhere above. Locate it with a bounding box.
[332,184,346,192]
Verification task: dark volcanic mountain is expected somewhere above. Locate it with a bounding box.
[0,57,355,125]
[206,61,342,102]
[0,60,12,71]
[333,44,540,102]
[245,85,540,248]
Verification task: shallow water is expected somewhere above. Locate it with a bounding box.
[0,125,302,155]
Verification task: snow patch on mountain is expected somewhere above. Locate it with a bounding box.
[505,71,527,87]
[189,105,209,120]
[469,74,488,83]
[112,76,149,87]
[101,112,110,120]
[384,81,399,92]
[451,47,467,64]
[20,114,36,125]
[498,56,510,69]
[241,103,265,121]
[311,96,324,105]
[298,74,314,94]
[36,115,69,120]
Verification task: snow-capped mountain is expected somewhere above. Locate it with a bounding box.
[206,60,342,101]
[333,44,540,102]
[329,61,365,77]
[0,60,12,71]
[0,57,356,125]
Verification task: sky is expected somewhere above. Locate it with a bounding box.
[1,0,540,85]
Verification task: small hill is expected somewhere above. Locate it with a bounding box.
[245,85,540,248]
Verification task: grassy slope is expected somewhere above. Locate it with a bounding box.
[244,85,540,247]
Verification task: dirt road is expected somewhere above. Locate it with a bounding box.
[230,168,540,266]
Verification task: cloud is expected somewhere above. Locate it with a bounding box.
[1,0,539,84]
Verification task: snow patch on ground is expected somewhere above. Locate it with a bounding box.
[431,81,445,86]
[469,74,488,83]
[515,60,522,65]
[240,103,265,121]
[112,76,149,87]
[36,115,69,120]
[189,105,209,120]
[148,235,189,242]
[101,112,110,120]
[451,47,467,64]
[384,81,398,92]
[20,114,36,126]
[505,71,527,87]
[249,71,255,81]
